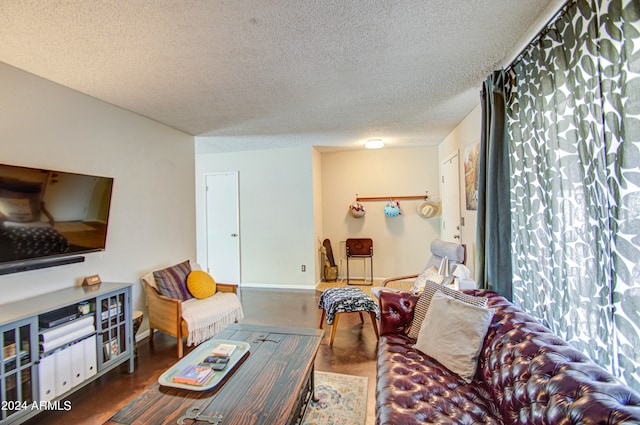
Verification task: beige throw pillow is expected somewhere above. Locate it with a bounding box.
[414,291,494,382]
[407,280,488,339]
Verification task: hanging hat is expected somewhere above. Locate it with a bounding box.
[349,201,366,218]
[417,200,440,218]
[384,200,401,217]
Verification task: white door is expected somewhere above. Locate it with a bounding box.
[441,152,462,242]
[205,172,240,284]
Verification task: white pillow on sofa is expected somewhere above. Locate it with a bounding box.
[407,280,488,339]
[414,291,494,382]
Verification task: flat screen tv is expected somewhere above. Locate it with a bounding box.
[0,163,113,275]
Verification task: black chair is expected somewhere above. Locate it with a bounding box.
[345,238,373,286]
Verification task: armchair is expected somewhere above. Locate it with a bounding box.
[381,239,466,291]
[141,263,244,358]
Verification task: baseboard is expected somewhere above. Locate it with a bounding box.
[136,329,150,342]
[335,275,383,282]
[240,282,316,290]
[316,276,387,286]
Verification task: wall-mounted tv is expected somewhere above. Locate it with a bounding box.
[0,163,114,275]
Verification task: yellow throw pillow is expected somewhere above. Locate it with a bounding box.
[186,270,216,299]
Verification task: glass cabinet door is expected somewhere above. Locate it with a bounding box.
[1,317,37,423]
[96,290,130,369]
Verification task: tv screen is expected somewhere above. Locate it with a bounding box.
[0,163,113,274]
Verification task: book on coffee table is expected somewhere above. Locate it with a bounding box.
[211,343,236,357]
[172,365,214,386]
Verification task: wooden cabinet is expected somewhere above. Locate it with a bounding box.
[0,283,133,424]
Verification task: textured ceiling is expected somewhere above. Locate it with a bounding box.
[0,1,563,152]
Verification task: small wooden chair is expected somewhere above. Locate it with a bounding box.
[345,238,373,286]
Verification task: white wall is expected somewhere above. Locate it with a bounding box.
[321,146,441,279]
[438,105,481,279]
[194,145,316,288]
[0,64,196,324]
[195,145,446,286]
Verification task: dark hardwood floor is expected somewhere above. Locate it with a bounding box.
[24,287,379,424]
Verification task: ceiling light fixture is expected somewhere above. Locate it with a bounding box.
[365,139,384,149]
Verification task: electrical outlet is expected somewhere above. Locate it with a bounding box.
[301,265,306,272]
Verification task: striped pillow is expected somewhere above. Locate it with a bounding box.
[407,280,488,339]
[153,260,193,301]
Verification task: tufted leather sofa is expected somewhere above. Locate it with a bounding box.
[376,289,640,425]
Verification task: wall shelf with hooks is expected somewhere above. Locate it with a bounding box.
[356,195,429,202]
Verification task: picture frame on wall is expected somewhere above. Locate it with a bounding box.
[464,141,480,211]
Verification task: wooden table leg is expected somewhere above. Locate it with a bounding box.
[330,314,340,346]
[369,312,380,341]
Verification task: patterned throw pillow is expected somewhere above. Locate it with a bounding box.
[187,270,217,299]
[153,260,193,301]
[407,280,488,339]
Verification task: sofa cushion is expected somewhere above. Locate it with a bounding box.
[376,333,504,425]
[407,280,487,339]
[414,291,494,382]
[378,290,419,336]
[473,290,640,424]
[187,270,216,299]
[153,260,193,301]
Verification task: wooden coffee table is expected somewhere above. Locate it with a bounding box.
[105,323,324,425]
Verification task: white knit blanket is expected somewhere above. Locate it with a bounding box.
[181,292,244,346]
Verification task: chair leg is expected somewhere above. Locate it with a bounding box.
[359,312,364,323]
[177,337,183,358]
[330,314,340,346]
[369,312,380,341]
[319,310,326,329]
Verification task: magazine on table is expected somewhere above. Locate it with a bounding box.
[172,365,214,386]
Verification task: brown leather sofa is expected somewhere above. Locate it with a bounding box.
[376,289,640,424]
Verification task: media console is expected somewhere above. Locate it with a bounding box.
[0,282,134,424]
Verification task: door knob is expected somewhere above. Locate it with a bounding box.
[231,233,238,237]
[453,235,460,239]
